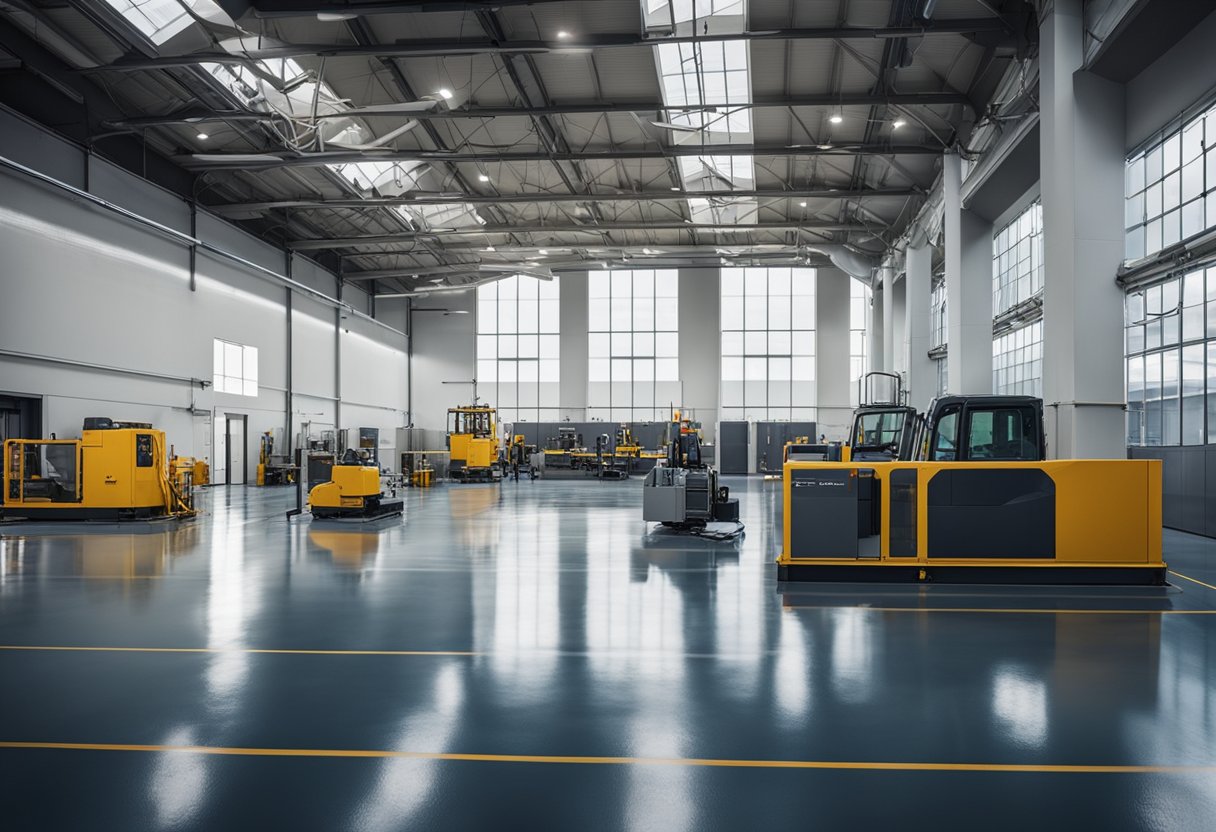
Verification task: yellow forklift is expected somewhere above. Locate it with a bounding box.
[307,448,403,520]
[1,418,195,521]
[447,405,501,483]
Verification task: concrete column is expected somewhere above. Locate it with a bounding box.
[678,268,721,442]
[868,282,884,373]
[1040,0,1127,459]
[815,267,852,440]
[943,151,994,394]
[904,242,935,412]
[881,263,896,372]
[558,271,588,420]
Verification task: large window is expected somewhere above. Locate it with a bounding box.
[992,202,1044,397]
[477,276,560,423]
[992,321,1043,398]
[993,201,1044,317]
[849,280,869,407]
[1125,267,1216,446]
[931,277,948,396]
[588,270,679,421]
[1125,105,1216,261]
[720,267,815,420]
[213,339,257,397]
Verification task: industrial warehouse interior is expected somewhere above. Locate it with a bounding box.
[2,0,1216,828]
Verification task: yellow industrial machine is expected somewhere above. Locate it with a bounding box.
[778,391,1165,583]
[308,452,403,520]
[170,455,209,489]
[447,405,500,482]
[778,458,1165,584]
[1,418,195,520]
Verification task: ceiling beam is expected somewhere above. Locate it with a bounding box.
[83,20,1012,72]
[179,143,942,170]
[207,186,920,214]
[287,221,869,249]
[248,0,625,18]
[100,91,974,131]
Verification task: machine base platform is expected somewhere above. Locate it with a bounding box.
[0,506,185,522]
[311,498,403,521]
[776,561,1168,586]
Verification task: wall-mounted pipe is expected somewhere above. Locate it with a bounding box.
[0,153,406,339]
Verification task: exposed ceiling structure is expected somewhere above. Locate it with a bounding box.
[0,0,1037,295]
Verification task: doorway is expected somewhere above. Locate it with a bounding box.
[0,394,42,442]
[226,415,248,485]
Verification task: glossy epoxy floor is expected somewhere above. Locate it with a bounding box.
[2,479,1216,830]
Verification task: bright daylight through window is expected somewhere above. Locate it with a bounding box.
[477,276,561,423]
[588,270,680,422]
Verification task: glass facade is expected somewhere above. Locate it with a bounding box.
[993,201,1044,316]
[588,270,680,421]
[931,278,947,350]
[992,320,1043,398]
[1124,106,1216,262]
[992,202,1044,397]
[476,276,561,423]
[720,267,816,420]
[849,280,869,408]
[1125,267,1216,446]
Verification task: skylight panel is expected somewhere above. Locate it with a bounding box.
[104,0,193,45]
[647,0,754,224]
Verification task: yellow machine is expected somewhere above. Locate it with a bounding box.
[447,405,501,482]
[308,458,403,520]
[1,419,195,520]
[778,459,1165,585]
[170,455,209,490]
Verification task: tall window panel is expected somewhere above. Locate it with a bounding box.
[931,277,948,397]
[720,267,816,421]
[588,270,679,421]
[931,278,948,350]
[849,280,869,407]
[992,202,1045,397]
[1125,106,1214,261]
[476,275,560,423]
[993,201,1044,317]
[1125,267,1213,447]
[992,321,1043,398]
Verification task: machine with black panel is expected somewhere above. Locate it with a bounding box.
[643,411,739,529]
[779,396,1163,584]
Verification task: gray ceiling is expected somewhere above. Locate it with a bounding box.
[0,0,1037,294]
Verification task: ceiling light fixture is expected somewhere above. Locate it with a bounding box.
[196,132,209,140]
[437,88,453,100]
[829,113,843,124]
[799,201,807,207]
[893,118,907,129]
[478,173,490,182]
[484,245,496,252]
[538,249,549,255]
[557,30,571,39]
[817,144,832,150]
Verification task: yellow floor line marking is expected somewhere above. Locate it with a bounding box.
[783,607,1216,615]
[0,646,479,657]
[0,742,1212,773]
[1169,571,1216,592]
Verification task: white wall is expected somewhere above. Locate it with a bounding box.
[0,108,408,475]
[409,289,477,431]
